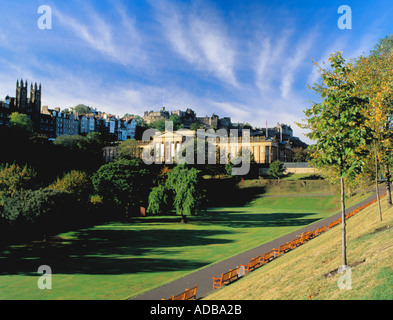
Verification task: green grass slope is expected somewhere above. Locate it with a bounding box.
[205,197,393,300]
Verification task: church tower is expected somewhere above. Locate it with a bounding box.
[30,82,41,114]
[16,79,28,112]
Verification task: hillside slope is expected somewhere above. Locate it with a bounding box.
[205,199,393,300]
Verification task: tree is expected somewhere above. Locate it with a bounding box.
[92,158,151,220]
[292,147,311,162]
[352,35,393,213]
[2,188,79,238]
[48,170,93,205]
[73,104,92,114]
[149,119,166,132]
[267,161,285,180]
[147,184,171,215]
[299,52,371,267]
[190,123,203,131]
[165,164,206,223]
[0,163,37,206]
[116,139,139,159]
[9,112,33,132]
[169,115,184,131]
[53,135,86,150]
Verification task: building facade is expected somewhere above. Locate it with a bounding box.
[137,130,292,165]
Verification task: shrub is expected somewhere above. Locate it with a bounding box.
[1,188,79,237]
[0,163,37,206]
[48,170,93,204]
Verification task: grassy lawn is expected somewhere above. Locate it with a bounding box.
[238,177,335,195]
[0,190,373,300]
[205,195,393,300]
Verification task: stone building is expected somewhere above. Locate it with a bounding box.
[41,106,79,138]
[0,80,42,132]
[143,107,232,130]
[143,107,170,124]
[137,130,292,165]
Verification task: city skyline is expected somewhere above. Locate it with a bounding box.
[1,1,393,144]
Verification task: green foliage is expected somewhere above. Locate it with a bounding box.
[0,163,37,206]
[73,104,92,114]
[116,139,139,159]
[147,184,171,215]
[1,188,79,235]
[299,51,372,266]
[225,148,255,177]
[300,52,371,179]
[48,170,93,204]
[165,164,206,221]
[149,115,184,132]
[268,161,285,180]
[149,119,166,132]
[9,112,33,132]
[292,147,311,163]
[168,115,184,130]
[190,123,203,130]
[53,135,86,150]
[92,158,151,219]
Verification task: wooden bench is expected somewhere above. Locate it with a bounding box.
[183,285,198,300]
[291,237,302,249]
[276,242,292,256]
[240,255,262,273]
[212,267,240,289]
[262,250,275,264]
[167,285,198,300]
[300,231,313,243]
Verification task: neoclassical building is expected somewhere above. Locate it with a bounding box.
[137,129,292,165]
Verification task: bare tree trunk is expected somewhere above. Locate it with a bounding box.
[383,160,392,208]
[374,142,383,221]
[340,176,347,267]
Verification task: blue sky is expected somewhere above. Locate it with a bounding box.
[1,0,393,143]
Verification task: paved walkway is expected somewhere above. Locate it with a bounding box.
[129,190,383,300]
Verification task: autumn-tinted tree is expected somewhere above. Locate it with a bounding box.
[48,170,93,205]
[352,35,393,213]
[0,163,37,206]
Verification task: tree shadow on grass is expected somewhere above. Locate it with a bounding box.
[193,211,320,229]
[0,229,234,276]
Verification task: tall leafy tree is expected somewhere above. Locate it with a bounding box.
[92,158,151,220]
[352,35,393,214]
[299,52,370,266]
[165,164,206,223]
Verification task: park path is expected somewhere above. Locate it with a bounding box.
[129,189,383,301]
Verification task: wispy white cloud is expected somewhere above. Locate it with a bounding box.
[255,29,294,93]
[53,5,144,67]
[280,31,316,99]
[151,0,238,87]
